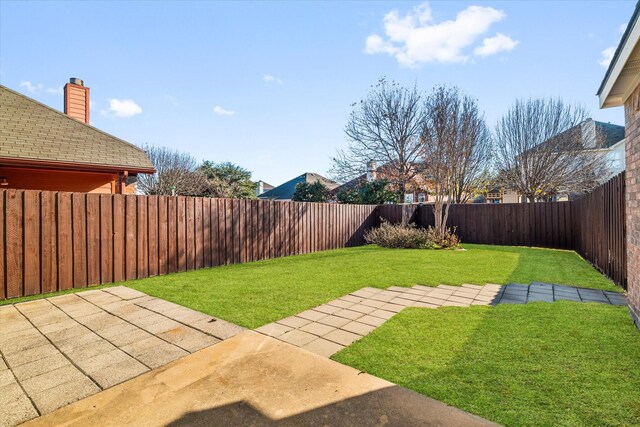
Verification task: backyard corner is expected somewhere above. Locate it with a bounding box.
[2,1,640,426]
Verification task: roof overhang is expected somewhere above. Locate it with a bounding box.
[597,2,640,109]
[0,157,156,175]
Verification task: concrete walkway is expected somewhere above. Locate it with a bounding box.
[23,331,498,427]
[256,283,627,357]
[0,287,244,426]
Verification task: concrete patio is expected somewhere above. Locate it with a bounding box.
[0,287,244,426]
[22,331,497,427]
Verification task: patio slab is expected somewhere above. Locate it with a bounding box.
[0,287,244,426]
[23,331,497,427]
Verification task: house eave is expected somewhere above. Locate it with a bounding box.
[597,2,640,109]
[0,157,156,175]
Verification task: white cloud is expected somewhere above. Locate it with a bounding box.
[19,81,67,96]
[364,2,517,67]
[213,105,236,116]
[46,86,63,95]
[19,81,43,93]
[263,74,284,85]
[474,33,518,56]
[599,46,616,67]
[107,99,142,117]
[597,23,627,67]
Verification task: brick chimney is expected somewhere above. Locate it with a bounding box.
[64,77,90,124]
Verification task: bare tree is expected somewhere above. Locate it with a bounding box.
[330,78,424,200]
[421,86,492,234]
[449,99,493,204]
[137,145,209,196]
[494,99,607,202]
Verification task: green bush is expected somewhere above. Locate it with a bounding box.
[365,221,460,249]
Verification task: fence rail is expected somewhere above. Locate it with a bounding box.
[0,172,626,299]
[0,192,377,299]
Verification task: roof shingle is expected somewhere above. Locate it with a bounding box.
[0,85,154,173]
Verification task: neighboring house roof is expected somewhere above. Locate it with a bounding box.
[257,180,274,190]
[330,175,367,195]
[594,121,626,148]
[597,1,640,108]
[259,172,339,200]
[532,119,625,153]
[331,163,432,196]
[0,85,155,174]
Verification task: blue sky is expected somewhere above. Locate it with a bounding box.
[0,1,634,185]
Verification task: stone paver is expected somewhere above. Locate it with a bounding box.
[257,282,628,359]
[0,286,244,427]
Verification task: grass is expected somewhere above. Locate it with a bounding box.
[3,243,613,327]
[1,244,618,328]
[332,302,640,427]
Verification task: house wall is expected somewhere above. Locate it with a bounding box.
[608,139,626,175]
[625,84,640,328]
[0,167,134,194]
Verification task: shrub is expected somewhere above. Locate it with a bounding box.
[424,226,461,249]
[364,221,461,250]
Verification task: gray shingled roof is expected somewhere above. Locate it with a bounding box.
[259,172,339,200]
[0,85,154,173]
[594,121,625,148]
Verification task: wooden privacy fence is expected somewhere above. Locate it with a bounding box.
[413,202,575,249]
[0,172,626,299]
[379,172,627,289]
[0,191,377,299]
[571,173,626,288]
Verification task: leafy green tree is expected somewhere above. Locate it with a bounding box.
[336,180,397,204]
[336,188,361,204]
[292,181,329,202]
[359,180,397,204]
[200,161,257,199]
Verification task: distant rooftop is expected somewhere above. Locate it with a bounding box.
[259,172,339,200]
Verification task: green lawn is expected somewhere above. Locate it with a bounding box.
[332,303,640,427]
[1,244,618,328]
